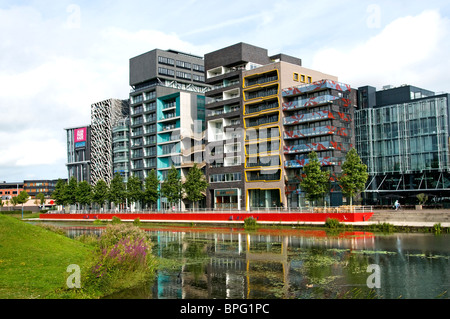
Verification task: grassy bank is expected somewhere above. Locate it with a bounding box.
[0,215,158,299]
[0,214,92,299]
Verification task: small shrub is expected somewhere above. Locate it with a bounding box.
[83,223,157,292]
[433,223,442,234]
[133,218,141,226]
[244,217,258,230]
[93,219,104,225]
[325,218,341,229]
[111,216,122,224]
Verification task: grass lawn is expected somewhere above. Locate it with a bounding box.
[0,215,92,299]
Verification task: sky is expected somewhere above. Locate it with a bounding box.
[1,0,450,182]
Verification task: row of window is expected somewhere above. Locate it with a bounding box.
[158,56,204,72]
[209,173,242,183]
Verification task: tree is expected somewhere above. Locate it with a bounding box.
[143,169,159,210]
[161,166,183,210]
[76,180,92,210]
[64,177,78,209]
[52,179,67,206]
[183,163,208,211]
[16,191,30,218]
[36,193,46,208]
[339,148,368,206]
[109,173,126,210]
[126,175,143,211]
[10,196,19,210]
[300,151,330,206]
[92,179,109,210]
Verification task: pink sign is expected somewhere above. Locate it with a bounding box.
[74,127,87,142]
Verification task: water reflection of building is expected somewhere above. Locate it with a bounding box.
[150,229,376,299]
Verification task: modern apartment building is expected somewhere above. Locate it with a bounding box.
[355,85,450,205]
[204,43,352,210]
[65,125,91,183]
[129,48,209,209]
[282,79,357,207]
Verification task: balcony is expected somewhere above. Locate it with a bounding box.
[283,110,335,126]
[282,94,341,112]
[283,141,336,154]
[283,125,348,139]
[282,79,352,97]
[284,157,340,168]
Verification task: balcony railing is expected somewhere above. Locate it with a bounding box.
[284,157,340,168]
[283,110,335,126]
[282,79,352,97]
[284,126,348,139]
[283,141,335,154]
[282,94,341,111]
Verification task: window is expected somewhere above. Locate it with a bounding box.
[209,173,242,183]
[158,67,175,77]
[193,64,205,72]
[132,94,143,104]
[145,91,156,100]
[176,60,191,69]
[158,56,174,65]
[293,73,299,82]
[176,71,192,80]
[193,74,205,82]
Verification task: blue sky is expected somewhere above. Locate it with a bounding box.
[1,0,450,182]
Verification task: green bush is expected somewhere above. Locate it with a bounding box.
[83,223,157,293]
[244,217,258,230]
[111,216,122,224]
[325,218,341,229]
[133,218,141,226]
[433,223,442,234]
[93,219,104,225]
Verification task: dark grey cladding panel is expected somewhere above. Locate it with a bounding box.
[204,42,272,70]
[129,50,158,86]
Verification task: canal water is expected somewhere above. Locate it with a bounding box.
[61,223,450,299]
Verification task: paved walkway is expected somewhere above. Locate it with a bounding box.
[351,208,450,227]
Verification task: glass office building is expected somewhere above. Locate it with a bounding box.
[355,85,450,206]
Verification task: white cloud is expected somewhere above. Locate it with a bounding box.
[311,10,450,91]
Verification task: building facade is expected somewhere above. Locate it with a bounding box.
[355,85,450,205]
[129,48,209,209]
[90,98,130,185]
[0,182,24,200]
[204,43,353,210]
[65,125,91,183]
[282,79,357,207]
[23,179,60,198]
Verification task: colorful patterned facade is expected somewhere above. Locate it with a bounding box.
[283,79,357,207]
